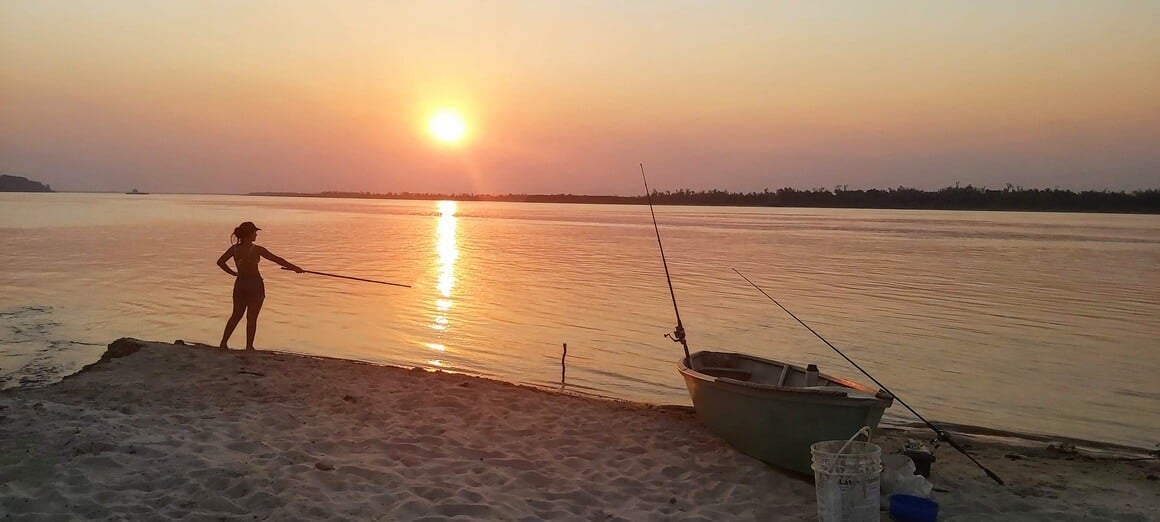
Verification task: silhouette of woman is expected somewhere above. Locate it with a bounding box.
[217,221,303,350]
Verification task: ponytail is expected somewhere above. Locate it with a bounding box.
[229,222,259,246]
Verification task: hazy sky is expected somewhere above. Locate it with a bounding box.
[2,1,1157,194]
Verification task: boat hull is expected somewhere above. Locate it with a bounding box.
[679,351,892,475]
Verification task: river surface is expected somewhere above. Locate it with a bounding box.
[1,193,1157,448]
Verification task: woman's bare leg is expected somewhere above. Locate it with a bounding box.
[220,299,247,349]
[244,298,264,350]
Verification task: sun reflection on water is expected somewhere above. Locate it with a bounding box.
[436,201,458,298]
[426,201,458,359]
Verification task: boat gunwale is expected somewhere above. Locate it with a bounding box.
[678,350,895,407]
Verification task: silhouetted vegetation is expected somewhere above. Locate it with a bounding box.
[251,184,1160,213]
[0,174,53,192]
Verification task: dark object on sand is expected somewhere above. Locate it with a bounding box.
[904,449,937,478]
[105,338,145,359]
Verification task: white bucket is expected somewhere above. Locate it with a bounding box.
[811,428,883,522]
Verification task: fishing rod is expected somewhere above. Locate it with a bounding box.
[282,267,411,288]
[732,268,1004,485]
[641,164,689,361]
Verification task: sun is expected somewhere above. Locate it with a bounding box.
[428,109,467,144]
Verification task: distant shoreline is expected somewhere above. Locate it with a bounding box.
[8,188,1158,213]
[249,187,1160,214]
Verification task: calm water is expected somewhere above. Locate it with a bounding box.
[1,193,1157,448]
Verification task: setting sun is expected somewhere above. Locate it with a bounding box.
[428,110,467,144]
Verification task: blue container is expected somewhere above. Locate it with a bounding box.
[889,494,939,522]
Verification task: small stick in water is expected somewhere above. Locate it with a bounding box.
[561,343,568,386]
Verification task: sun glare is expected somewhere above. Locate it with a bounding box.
[428,110,467,144]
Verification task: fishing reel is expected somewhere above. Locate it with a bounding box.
[664,324,687,344]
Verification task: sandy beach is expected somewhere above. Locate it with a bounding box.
[1,339,1156,521]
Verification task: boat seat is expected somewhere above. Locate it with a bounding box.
[776,365,790,386]
[698,367,753,382]
[800,385,877,399]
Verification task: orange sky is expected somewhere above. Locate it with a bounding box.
[1,1,1157,194]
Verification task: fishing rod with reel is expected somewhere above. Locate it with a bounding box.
[640,164,690,362]
[732,267,1004,485]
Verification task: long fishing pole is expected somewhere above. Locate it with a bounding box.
[732,268,1004,485]
[282,267,411,288]
[641,164,689,361]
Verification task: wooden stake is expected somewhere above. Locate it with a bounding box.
[561,343,567,385]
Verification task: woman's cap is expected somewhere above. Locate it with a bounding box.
[237,221,261,232]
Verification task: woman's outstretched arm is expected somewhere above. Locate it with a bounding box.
[259,247,304,272]
[216,247,238,276]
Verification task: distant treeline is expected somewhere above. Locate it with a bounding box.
[252,185,1160,213]
[0,174,53,192]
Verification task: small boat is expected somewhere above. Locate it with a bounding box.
[126,188,149,195]
[637,168,895,476]
[678,350,894,475]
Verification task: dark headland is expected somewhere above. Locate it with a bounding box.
[0,174,53,192]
